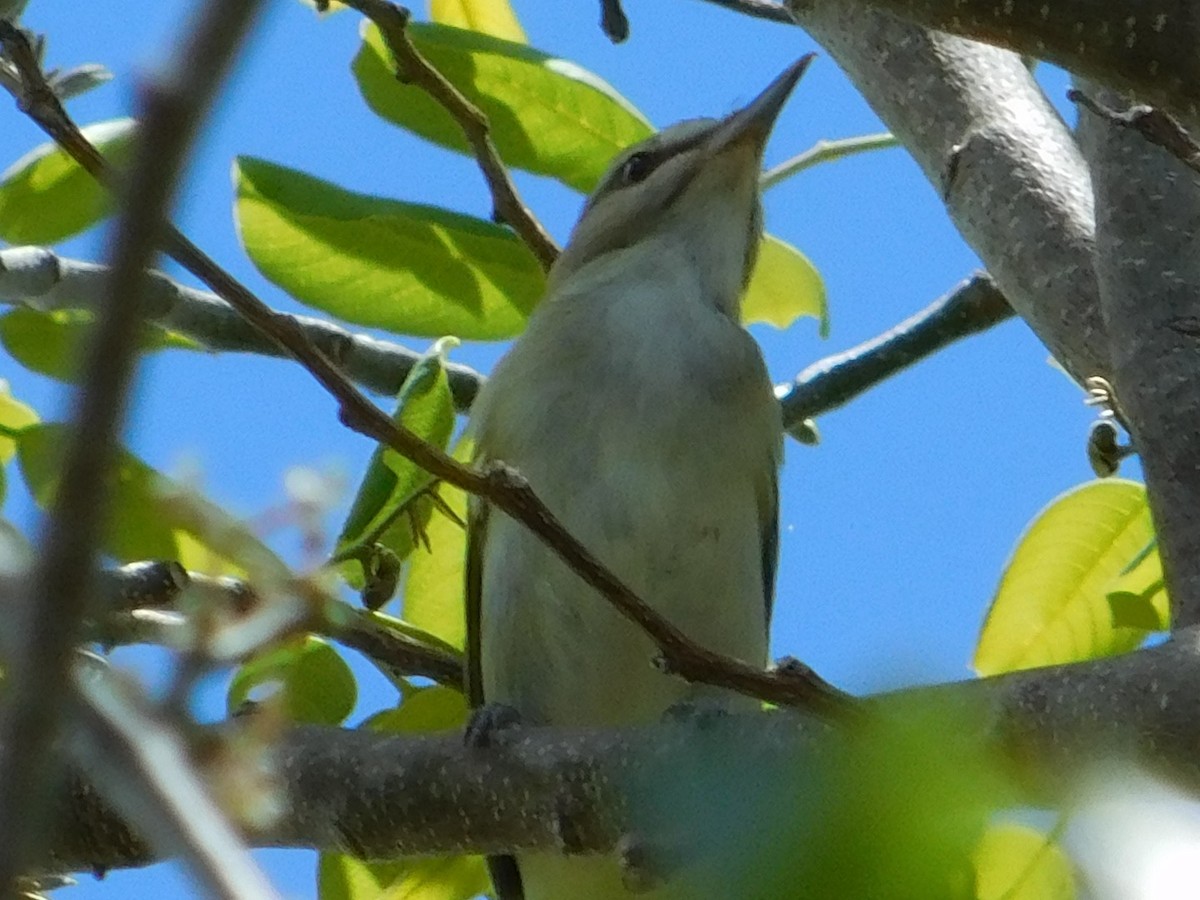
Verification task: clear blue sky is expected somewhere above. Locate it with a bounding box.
[0,0,1103,896]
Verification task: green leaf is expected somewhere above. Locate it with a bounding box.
[319,853,488,900]
[365,684,468,734]
[744,234,827,334]
[429,0,526,42]
[235,156,543,340]
[973,823,1075,900]
[1107,540,1168,631]
[16,423,286,578]
[974,480,1155,676]
[228,636,357,725]
[0,118,136,244]
[402,434,472,649]
[336,341,457,593]
[0,308,198,383]
[0,380,37,465]
[0,380,37,508]
[352,22,652,193]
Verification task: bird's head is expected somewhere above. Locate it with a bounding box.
[546,56,812,317]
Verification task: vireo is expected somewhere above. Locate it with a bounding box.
[466,59,809,900]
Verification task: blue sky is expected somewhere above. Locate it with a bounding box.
[0,0,1104,896]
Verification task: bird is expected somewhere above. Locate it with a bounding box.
[464,58,810,900]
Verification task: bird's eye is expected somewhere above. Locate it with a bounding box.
[620,151,654,185]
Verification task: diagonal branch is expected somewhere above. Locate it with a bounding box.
[0,28,853,722]
[329,0,560,270]
[778,273,1013,434]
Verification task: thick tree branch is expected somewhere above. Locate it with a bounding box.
[0,246,485,408]
[1076,84,1200,629]
[788,0,1108,386]
[779,273,1013,433]
[36,631,1200,874]
[328,0,559,270]
[0,2,263,891]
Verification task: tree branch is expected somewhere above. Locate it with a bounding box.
[329,0,560,270]
[0,246,485,408]
[35,631,1200,874]
[789,0,1109,386]
[1076,83,1200,629]
[0,2,263,890]
[778,273,1013,434]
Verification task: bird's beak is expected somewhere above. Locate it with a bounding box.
[710,54,814,156]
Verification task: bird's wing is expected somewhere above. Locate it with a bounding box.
[464,491,489,708]
[760,460,780,630]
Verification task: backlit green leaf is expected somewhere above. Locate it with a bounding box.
[16,423,285,578]
[402,435,472,649]
[352,22,652,193]
[1107,539,1167,631]
[228,636,357,725]
[319,853,488,900]
[365,684,468,734]
[235,156,543,340]
[973,823,1075,900]
[974,480,1154,676]
[0,118,136,244]
[0,307,198,383]
[336,341,457,596]
[744,234,826,333]
[429,0,526,42]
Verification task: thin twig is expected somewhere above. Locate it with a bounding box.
[761,132,899,190]
[0,3,265,890]
[333,0,560,270]
[0,25,851,721]
[778,273,1014,435]
[1069,89,1200,176]
[85,561,465,687]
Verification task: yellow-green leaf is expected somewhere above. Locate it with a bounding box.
[1107,540,1168,631]
[353,22,652,193]
[365,684,468,734]
[974,480,1154,676]
[16,423,286,579]
[429,0,526,42]
[973,823,1075,900]
[337,342,456,566]
[319,853,488,900]
[0,380,37,464]
[228,636,357,725]
[0,307,199,383]
[744,234,827,333]
[402,435,472,650]
[0,118,136,244]
[235,156,543,340]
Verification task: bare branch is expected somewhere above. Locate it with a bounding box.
[0,246,485,408]
[1076,82,1200,629]
[331,0,560,270]
[779,273,1013,433]
[697,0,795,25]
[790,0,1108,385]
[0,2,263,887]
[1070,89,1200,176]
[36,630,1200,874]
